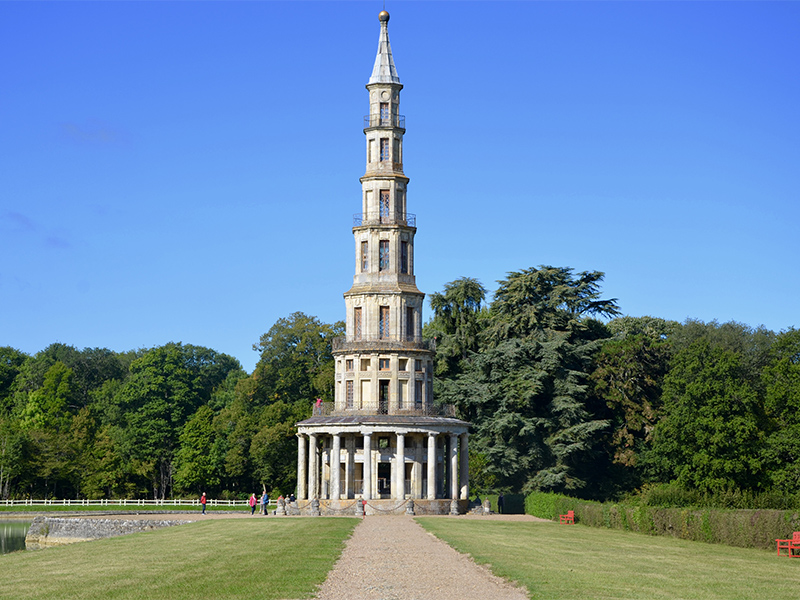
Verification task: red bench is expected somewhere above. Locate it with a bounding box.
[559,510,575,524]
[776,531,800,557]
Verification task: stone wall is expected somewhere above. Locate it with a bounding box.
[290,498,469,516]
[25,516,193,549]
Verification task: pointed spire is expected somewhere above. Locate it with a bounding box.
[368,11,400,85]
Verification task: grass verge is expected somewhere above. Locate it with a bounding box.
[416,518,800,600]
[0,517,358,600]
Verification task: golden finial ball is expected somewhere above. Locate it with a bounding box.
[379,11,390,22]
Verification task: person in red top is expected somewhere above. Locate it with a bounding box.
[200,492,207,515]
[249,493,257,515]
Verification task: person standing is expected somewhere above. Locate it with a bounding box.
[248,493,257,515]
[200,492,207,515]
[261,491,269,515]
[497,493,504,514]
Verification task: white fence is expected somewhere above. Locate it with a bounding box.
[0,498,277,508]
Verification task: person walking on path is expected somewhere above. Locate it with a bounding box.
[261,491,269,515]
[200,492,207,515]
[249,493,257,515]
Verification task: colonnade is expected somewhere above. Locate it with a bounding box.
[296,429,468,502]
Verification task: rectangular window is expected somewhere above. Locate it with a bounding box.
[399,358,408,372]
[380,138,390,161]
[393,138,400,165]
[415,380,423,409]
[346,359,354,371]
[361,241,368,272]
[415,359,422,372]
[360,358,370,371]
[379,306,390,339]
[400,241,408,273]
[353,307,362,340]
[406,306,415,341]
[380,190,390,222]
[378,380,389,414]
[398,380,406,410]
[380,102,390,125]
[379,358,390,371]
[379,240,389,271]
[346,380,354,409]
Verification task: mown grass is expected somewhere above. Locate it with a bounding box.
[0,517,358,600]
[416,518,800,600]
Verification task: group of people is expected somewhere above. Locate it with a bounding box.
[198,491,296,515]
[247,491,296,515]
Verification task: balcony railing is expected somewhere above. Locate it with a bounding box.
[353,212,416,227]
[332,336,434,352]
[313,401,457,418]
[364,114,406,129]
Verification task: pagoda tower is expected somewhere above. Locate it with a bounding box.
[295,11,470,516]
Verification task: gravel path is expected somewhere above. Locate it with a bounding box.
[313,515,530,600]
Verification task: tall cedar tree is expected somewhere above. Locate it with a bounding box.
[437,266,619,495]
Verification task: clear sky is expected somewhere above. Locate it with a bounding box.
[2,1,798,373]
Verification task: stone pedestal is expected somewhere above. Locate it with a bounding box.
[311,498,321,516]
[405,498,415,515]
[449,499,460,515]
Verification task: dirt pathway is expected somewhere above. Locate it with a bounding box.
[313,515,530,600]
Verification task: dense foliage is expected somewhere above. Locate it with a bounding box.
[0,312,342,500]
[3,265,798,506]
[426,268,800,504]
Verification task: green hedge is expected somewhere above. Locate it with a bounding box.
[525,491,800,550]
[482,493,526,514]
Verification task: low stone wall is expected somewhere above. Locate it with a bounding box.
[289,498,469,516]
[25,516,193,549]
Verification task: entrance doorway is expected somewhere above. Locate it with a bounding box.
[377,462,391,498]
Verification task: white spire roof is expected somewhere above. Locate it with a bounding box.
[368,12,400,85]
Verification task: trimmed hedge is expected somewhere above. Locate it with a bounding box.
[483,493,525,514]
[525,491,800,550]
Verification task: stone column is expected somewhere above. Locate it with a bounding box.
[345,435,355,499]
[449,433,459,500]
[427,432,437,500]
[308,433,318,499]
[331,433,341,500]
[395,433,405,500]
[297,434,307,500]
[413,437,423,498]
[362,433,372,500]
[459,432,469,500]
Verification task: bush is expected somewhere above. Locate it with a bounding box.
[484,493,526,514]
[526,490,800,550]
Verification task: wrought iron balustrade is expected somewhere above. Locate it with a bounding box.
[363,114,406,129]
[332,336,433,352]
[353,212,416,227]
[314,400,457,418]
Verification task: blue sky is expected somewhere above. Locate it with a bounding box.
[2,1,798,373]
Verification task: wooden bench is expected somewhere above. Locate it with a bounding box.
[559,510,575,524]
[776,531,800,557]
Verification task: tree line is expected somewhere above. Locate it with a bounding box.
[427,267,800,503]
[1,265,798,503]
[0,313,341,500]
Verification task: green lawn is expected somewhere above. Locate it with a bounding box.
[416,518,800,600]
[0,517,358,600]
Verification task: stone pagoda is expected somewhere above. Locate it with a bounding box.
[295,11,470,516]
